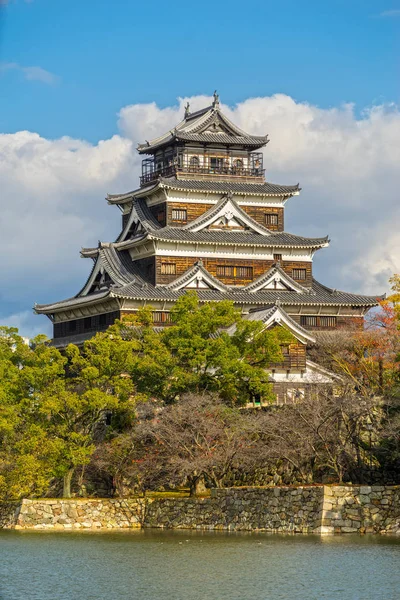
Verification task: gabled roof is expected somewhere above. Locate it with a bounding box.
[35,275,382,315]
[111,197,328,250]
[243,263,312,294]
[137,99,269,154]
[107,177,300,205]
[165,260,229,292]
[182,193,272,235]
[78,244,147,297]
[115,226,329,251]
[245,304,316,344]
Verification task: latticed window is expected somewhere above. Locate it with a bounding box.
[273,253,282,262]
[300,316,318,327]
[217,265,253,279]
[265,213,278,226]
[292,268,306,280]
[189,156,199,167]
[300,316,337,328]
[236,266,253,278]
[153,311,172,323]
[161,262,176,275]
[320,316,337,328]
[172,209,187,222]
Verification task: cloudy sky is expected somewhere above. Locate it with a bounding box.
[1,0,399,337]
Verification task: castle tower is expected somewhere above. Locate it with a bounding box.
[35,95,380,401]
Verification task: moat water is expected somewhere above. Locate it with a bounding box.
[0,530,399,600]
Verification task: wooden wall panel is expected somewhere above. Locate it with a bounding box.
[242,206,284,231]
[156,256,312,286]
[166,202,211,226]
[289,314,364,331]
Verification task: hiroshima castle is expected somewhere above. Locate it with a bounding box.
[35,92,380,401]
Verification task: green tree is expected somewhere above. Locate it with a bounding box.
[124,293,291,405]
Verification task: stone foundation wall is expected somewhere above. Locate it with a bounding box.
[320,485,400,534]
[5,486,400,534]
[13,498,145,530]
[144,487,324,532]
[0,502,19,528]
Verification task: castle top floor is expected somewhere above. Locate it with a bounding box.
[138,93,269,187]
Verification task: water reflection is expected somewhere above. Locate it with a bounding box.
[0,530,399,600]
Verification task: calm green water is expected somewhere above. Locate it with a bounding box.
[0,530,399,600]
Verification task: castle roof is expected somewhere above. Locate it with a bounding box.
[107,177,300,205]
[137,98,269,154]
[111,196,329,250]
[35,255,382,315]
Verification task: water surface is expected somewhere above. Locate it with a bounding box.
[1,529,399,600]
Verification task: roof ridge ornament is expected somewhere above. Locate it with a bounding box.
[212,90,220,109]
[184,101,190,118]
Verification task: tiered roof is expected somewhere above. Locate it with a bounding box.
[35,95,382,329]
[111,195,329,250]
[35,257,382,315]
[107,178,301,206]
[136,96,269,154]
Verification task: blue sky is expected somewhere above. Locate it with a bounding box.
[0,0,399,337]
[1,0,399,142]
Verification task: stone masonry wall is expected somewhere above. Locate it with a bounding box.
[144,487,324,532]
[320,485,400,534]
[13,498,145,530]
[5,486,400,534]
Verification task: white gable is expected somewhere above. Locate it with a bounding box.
[188,198,270,236]
[247,269,304,293]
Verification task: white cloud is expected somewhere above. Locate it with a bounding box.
[0,62,58,85]
[1,94,399,337]
[0,311,50,340]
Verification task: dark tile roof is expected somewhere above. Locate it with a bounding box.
[107,177,300,204]
[36,274,382,315]
[175,131,269,146]
[137,103,269,154]
[147,228,329,249]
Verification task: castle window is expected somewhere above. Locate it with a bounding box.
[210,157,224,171]
[217,265,253,279]
[300,316,317,327]
[189,156,199,168]
[153,311,172,323]
[300,316,336,328]
[172,209,187,222]
[236,266,253,278]
[292,268,306,280]
[265,213,278,226]
[320,316,337,328]
[232,158,244,172]
[161,262,176,275]
[273,253,282,262]
[217,265,234,277]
